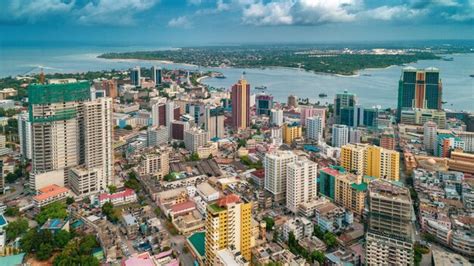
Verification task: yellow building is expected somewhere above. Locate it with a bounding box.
[341,143,400,181]
[334,173,371,216]
[205,194,252,266]
[283,123,302,144]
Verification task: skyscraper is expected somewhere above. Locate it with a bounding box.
[231,78,250,130]
[205,194,252,266]
[270,109,283,126]
[18,112,32,160]
[204,106,225,139]
[332,124,349,148]
[397,67,442,120]
[264,150,297,203]
[151,102,166,127]
[287,95,297,108]
[306,116,323,143]
[130,66,141,87]
[286,158,318,213]
[255,93,273,116]
[366,179,414,265]
[423,121,438,153]
[151,66,162,85]
[334,90,357,124]
[300,106,326,126]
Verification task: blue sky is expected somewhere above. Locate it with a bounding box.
[0,0,473,46]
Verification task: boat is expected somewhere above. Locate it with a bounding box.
[470,74,474,78]
[443,57,454,61]
[214,73,226,79]
[255,85,267,90]
[318,93,328,98]
[362,74,372,77]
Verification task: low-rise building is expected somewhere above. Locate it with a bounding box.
[98,188,137,207]
[33,184,71,209]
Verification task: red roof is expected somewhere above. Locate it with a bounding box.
[34,184,70,202]
[251,169,265,179]
[170,200,196,213]
[320,167,341,177]
[99,188,135,202]
[218,194,241,207]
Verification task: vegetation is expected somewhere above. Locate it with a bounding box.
[240,155,263,170]
[36,202,68,225]
[287,232,325,264]
[53,234,100,266]
[107,185,117,194]
[163,173,177,182]
[123,125,133,130]
[187,153,200,161]
[124,171,140,191]
[263,217,275,231]
[102,202,120,223]
[414,243,430,265]
[5,218,29,241]
[313,224,337,249]
[66,197,75,205]
[4,206,20,217]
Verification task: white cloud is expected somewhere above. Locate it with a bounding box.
[8,0,75,22]
[187,0,201,5]
[168,16,192,28]
[361,5,424,21]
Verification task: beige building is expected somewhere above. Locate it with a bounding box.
[264,150,297,203]
[184,127,210,153]
[286,158,317,213]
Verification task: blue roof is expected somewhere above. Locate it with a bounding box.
[0,215,8,227]
[0,253,25,265]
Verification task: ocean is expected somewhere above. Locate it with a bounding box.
[0,44,472,111]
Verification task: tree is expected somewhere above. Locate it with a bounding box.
[36,202,68,225]
[189,153,200,161]
[108,185,117,194]
[5,173,18,183]
[163,173,176,182]
[263,217,275,231]
[124,178,140,191]
[102,202,119,223]
[54,230,72,248]
[36,243,53,261]
[323,232,337,249]
[53,235,100,266]
[313,224,324,239]
[310,250,325,264]
[66,197,75,205]
[4,206,19,217]
[5,218,28,241]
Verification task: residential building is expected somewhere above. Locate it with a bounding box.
[365,179,414,265]
[286,158,317,213]
[282,217,313,241]
[205,195,252,266]
[270,109,283,126]
[332,124,349,148]
[18,112,32,160]
[334,173,369,216]
[300,106,326,127]
[283,123,302,144]
[32,184,71,209]
[314,199,353,233]
[423,121,438,153]
[139,150,170,178]
[231,78,250,130]
[306,116,323,143]
[184,127,210,153]
[435,133,465,157]
[98,188,137,206]
[264,150,297,203]
[380,132,396,150]
[349,128,361,144]
[319,166,346,200]
[147,126,169,147]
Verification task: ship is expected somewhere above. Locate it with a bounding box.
[318,93,328,98]
[255,85,267,90]
[443,57,454,61]
[470,74,474,78]
[214,73,226,79]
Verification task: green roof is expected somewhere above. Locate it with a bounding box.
[208,203,226,213]
[187,231,205,257]
[28,81,91,105]
[0,253,25,265]
[351,182,368,192]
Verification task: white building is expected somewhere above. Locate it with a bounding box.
[332,124,349,148]
[184,127,210,153]
[271,109,284,127]
[286,158,318,213]
[139,150,170,177]
[306,116,323,143]
[147,126,169,147]
[282,217,313,241]
[18,112,32,160]
[264,150,297,203]
[349,128,362,144]
[423,121,438,153]
[196,182,220,202]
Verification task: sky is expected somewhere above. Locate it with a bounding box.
[0,0,473,46]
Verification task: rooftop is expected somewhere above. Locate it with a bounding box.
[187,231,205,257]
[33,184,70,202]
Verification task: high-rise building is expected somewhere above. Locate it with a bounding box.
[231,78,250,130]
[319,166,346,200]
[147,126,169,147]
[286,158,317,213]
[380,132,396,150]
[349,128,361,144]
[255,93,273,116]
[0,160,4,193]
[130,66,141,87]
[184,127,209,153]
[340,105,364,128]
[435,133,465,157]
[287,95,297,108]
[204,106,225,139]
[151,66,162,85]
[28,82,113,193]
[205,194,252,266]
[334,174,369,216]
[363,107,379,128]
[140,150,170,178]
[264,150,297,203]
[171,120,190,141]
[341,143,400,181]
[283,123,302,144]
[300,106,326,127]
[270,109,283,126]
[151,102,166,127]
[397,67,442,120]
[332,124,348,148]
[334,90,357,124]
[366,179,414,265]
[306,116,323,143]
[18,112,32,160]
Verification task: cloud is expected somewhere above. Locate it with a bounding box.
[187,0,201,5]
[361,5,425,21]
[6,0,75,23]
[168,16,192,28]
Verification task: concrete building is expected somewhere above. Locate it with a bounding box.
[283,123,302,145]
[151,66,162,85]
[130,66,141,86]
[282,217,313,241]
[400,108,446,128]
[270,109,283,127]
[334,174,369,216]
[287,95,297,108]
[184,127,210,153]
[423,121,438,153]
[32,184,71,208]
[286,159,317,213]
[306,116,323,143]
[348,128,361,144]
[204,106,225,139]
[334,90,357,124]
[300,106,325,127]
[264,150,297,203]
[380,132,396,150]
[205,195,252,266]
[365,179,414,265]
[18,112,32,160]
[435,133,465,157]
[255,93,273,116]
[332,124,349,148]
[231,78,250,130]
[147,126,169,147]
[139,150,170,178]
[171,120,190,141]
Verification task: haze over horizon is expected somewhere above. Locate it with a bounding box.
[1,0,473,46]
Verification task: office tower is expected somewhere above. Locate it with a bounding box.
[349,128,361,144]
[231,78,250,130]
[334,173,368,216]
[400,109,446,128]
[270,109,283,126]
[94,79,117,99]
[340,104,364,128]
[287,95,297,108]
[205,194,252,266]
[423,121,438,153]
[264,150,297,203]
[147,126,169,147]
[18,112,32,160]
[151,66,162,85]
[397,67,442,120]
[380,133,396,150]
[334,90,357,124]
[184,127,209,153]
[255,93,273,116]
[283,123,302,144]
[28,82,113,193]
[151,102,167,127]
[130,66,141,87]
[300,106,326,127]
[286,158,317,213]
[366,180,414,265]
[341,143,400,181]
[187,102,205,126]
[171,121,190,141]
[332,124,348,148]
[165,101,175,129]
[435,133,465,157]
[306,116,323,142]
[205,106,225,139]
[363,107,379,128]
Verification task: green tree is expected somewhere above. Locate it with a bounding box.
[108,185,117,194]
[310,250,325,264]
[5,218,29,241]
[124,178,140,191]
[263,217,275,231]
[189,153,200,161]
[4,206,20,217]
[323,232,337,249]
[163,173,176,182]
[5,172,18,183]
[54,230,72,248]
[102,202,119,222]
[66,197,75,205]
[123,125,133,130]
[35,202,68,225]
[36,243,53,261]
